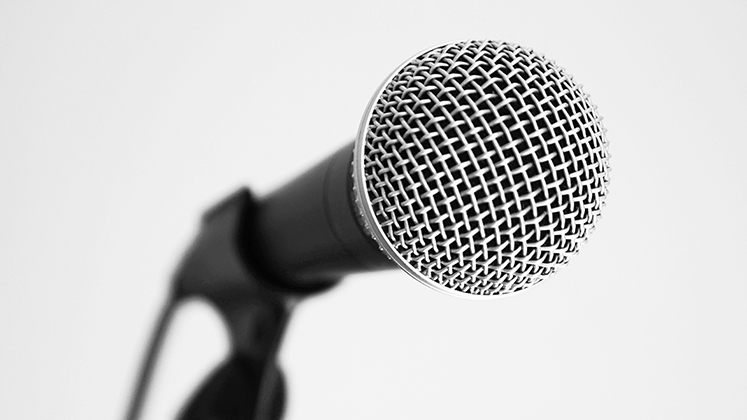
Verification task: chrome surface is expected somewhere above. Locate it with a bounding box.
[354,40,610,298]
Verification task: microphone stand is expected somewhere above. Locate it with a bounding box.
[125,188,338,420]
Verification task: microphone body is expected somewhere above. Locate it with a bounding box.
[252,142,393,286]
[249,39,609,298]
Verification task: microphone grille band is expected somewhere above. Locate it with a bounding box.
[354,40,610,298]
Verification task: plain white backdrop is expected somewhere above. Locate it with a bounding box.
[1,0,746,419]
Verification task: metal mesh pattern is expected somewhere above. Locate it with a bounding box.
[357,40,610,297]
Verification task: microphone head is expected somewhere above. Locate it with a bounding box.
[353,40,610,298]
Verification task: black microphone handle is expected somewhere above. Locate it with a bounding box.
[250,141,394,287]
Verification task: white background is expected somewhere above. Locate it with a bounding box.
[1,0,746,419]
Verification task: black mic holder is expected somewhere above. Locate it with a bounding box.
[171,188,338,420]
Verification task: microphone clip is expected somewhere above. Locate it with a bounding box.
[171,188,338,420]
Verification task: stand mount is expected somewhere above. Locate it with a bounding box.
[170,188,338,420]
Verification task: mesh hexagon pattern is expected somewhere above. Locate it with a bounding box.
[358,40,610,297]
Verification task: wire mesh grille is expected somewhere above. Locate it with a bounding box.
[357,40,610,297]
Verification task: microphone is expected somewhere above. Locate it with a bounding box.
[252,39,610,298]
[125,39,610,420]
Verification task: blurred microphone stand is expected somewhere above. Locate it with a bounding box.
[125,188,338,420]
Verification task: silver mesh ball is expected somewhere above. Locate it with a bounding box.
[353,40,610,298]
